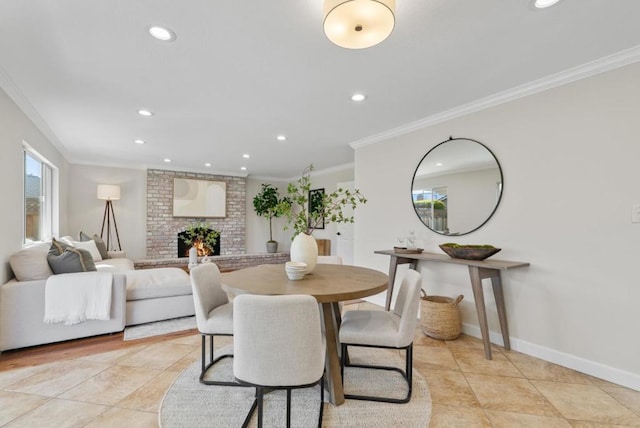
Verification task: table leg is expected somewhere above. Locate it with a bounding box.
[468,266,493,360]
[491,274,511,351]
[384,256,417,311]
[385,257,400,311]
[321,302,344,406]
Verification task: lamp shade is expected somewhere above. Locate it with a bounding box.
[97,184,121,201]
[323,0,395,49]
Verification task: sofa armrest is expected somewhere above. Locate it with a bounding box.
[108,251,127,259]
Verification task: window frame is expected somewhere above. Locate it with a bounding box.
[23,142,59,245]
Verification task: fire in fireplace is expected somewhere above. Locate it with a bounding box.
[177,229,221,258]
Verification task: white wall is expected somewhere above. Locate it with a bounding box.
[246,166,355,255]
[67,164,147,259]
[245,178,292,253]
[0,88,69,283]
[354,62,640,389]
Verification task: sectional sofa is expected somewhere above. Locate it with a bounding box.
[0,241,194,352]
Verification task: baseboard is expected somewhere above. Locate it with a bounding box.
[461,323,640,392]
[364,295,640,391]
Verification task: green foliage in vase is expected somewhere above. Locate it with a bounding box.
[252,183,288,242]
[180,222,220,254]
[279,164,367,236]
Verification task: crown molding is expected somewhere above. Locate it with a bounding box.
[0,64,70,159]
[350,45,640,150]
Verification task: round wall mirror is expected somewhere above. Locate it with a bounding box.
[411,137,503,236]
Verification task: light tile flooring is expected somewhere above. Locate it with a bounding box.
[0,302,639,427]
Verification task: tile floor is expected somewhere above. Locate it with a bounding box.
[0,301,639,427]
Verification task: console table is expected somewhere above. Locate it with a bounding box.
[375,249,529,359]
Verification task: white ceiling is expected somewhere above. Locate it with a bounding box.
[1,0,639,179]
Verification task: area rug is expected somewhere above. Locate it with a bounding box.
[123,316,197,341]
[160,346,432,427]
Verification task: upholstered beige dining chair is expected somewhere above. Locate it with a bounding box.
[233,294,326,428]
[189,263,237,386]
[339,269,422,403]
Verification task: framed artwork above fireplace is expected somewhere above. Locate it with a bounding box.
[173,178,226,218]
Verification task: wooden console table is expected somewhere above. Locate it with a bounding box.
[375,249,529,359]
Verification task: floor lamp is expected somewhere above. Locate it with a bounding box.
[97,184,122,251]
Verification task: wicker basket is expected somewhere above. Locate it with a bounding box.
[420,290,464,340]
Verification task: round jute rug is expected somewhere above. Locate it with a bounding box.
[160,346,431,427]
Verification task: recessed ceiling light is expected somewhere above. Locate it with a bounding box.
[138,109,153,117]
[148,26,176,41]
[163,158,171,163]
[134,139,145,145]
[534,0,561,8]
[276,135,287,141]
[205,162,211,167]
[241,166,247,171]
[351,93,367,102]
[436,162,443,167]
[242,153,250,159]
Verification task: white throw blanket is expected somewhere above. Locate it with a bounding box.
[44,271,113,325]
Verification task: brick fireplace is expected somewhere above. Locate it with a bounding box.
[146,169,246,258]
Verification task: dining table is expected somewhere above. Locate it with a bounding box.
[222,263,389,406]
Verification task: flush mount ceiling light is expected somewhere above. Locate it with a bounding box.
[148,26,176,41]
[324,0,395,49]
[240,166,247,171]
[276,135,287,141]
[351,93,366,102]
[163,158,171,163]
[137,109,153,117]
[242,153,250,159]
[534,0,561,8]
[133,139,145,145]
[205,162,211,167]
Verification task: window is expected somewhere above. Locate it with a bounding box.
[23,144,57,243]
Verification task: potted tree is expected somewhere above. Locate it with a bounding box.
[253,183,288,253]
[280,164,366,273]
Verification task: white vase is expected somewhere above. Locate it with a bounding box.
[290,233,318,274]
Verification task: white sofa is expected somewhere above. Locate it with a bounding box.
[0,242,194,352]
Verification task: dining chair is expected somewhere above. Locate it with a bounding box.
[189,263,237,386]
[233,294,326,428]
[339,268,422,403]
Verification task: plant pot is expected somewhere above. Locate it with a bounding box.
[290,233,318,273]
[266,240,278,253]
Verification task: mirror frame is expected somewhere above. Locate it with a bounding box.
[411,137,503,236]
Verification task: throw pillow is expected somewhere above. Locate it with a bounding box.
[79,231,110,260]
[50,237,73,255]
[69,239,103,262]
[47,246,97,274]
[9,242,53,281]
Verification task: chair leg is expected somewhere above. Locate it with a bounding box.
[318,375,324,428]
[199,334,239,386]
[342,343,414,404]
[241,389,258,428]
[257,387,264,428]
[286,389,292,428]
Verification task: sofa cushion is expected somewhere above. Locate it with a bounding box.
[96,258,135,272]
[47,246,97,274]
[68,239,103,262]
[125,268,191,301]
[80,231,110,260]
[9,242,53,281]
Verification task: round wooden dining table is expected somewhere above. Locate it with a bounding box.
[222,263,389,406]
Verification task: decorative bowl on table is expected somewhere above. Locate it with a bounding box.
[439,243,501,261]
[285,261,307,280]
